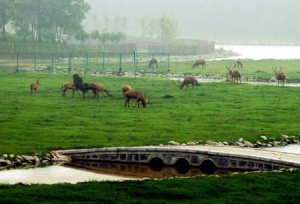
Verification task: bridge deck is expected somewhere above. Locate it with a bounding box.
[58,145,300,168]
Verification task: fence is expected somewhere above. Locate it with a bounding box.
[11,52,171,75]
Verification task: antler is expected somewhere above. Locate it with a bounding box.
[279,66,283,72]
[225,64,232,70]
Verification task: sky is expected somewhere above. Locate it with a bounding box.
[82,0,300,42]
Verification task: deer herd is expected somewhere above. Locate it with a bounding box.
[29,58,287,108]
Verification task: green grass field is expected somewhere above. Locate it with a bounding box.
[1,59,300,155]
[1,59,300,203]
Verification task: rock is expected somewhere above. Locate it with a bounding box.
[272,141,281,146]
[223,142,229,146]
[260,135,267,140]
[238,138,244,142]
[206,140,216,145]
[33,156,40,164]
[22,155,35,162]
[243,141,254,148]
[168,141,180,146]
[0,159,8,166]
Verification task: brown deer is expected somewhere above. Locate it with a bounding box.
[192,59,206,69]
[125,91,152,108]
[175,77,200,89]
[93,83,110,97]
[148,58,158,68]
[61,82,77,97]
[122,85,132,98]
[30,78,40,96]
[272,67,286,86]
[226,65,241,83]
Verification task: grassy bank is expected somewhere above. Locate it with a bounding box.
[0,171,300,203]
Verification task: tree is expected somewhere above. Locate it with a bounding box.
[0,0,13,41]
[74,29,89,45]
[159,14,178,42]
[9,0,90,42]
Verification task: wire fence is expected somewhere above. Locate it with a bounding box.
[8,52,171,76]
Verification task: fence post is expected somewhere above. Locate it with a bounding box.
[119,53,122,72]
[168,53,170,72]
[51,53,54,72]
[34,52,36,69]
[86,52,89,72]
[16,52,19,70]
[68,52,71,73]
[133,51,136,78]
[102,53,105,72]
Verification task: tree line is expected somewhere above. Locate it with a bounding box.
[0,0,127,44]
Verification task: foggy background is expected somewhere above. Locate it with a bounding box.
[82,0,300,43]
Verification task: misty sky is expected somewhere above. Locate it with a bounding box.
[82,0,300,41]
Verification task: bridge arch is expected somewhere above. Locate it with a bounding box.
[199,159,217,174]
[149,156,164,171]
[174,157,190,174]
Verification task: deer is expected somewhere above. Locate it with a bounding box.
[175,77,200,89]
[226,65,241,83]
[61,82,77,97]
[124,91,152,108]
[73,73,99,99]
[122,85,132,98]
[272,66,286,86]
[93,83,110,97]
[30,78,40,96]
[148,58,158,68]
[192,59,206,69]
[235,59,243,68]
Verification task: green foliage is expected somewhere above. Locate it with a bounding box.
[1,0,91,43]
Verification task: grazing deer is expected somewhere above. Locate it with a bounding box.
[192,59,206,69]
[148,58,158,68]
[272,67,286,86]
[175,77,200,89]
[226,65,241,83]
[73,73,99,99]
[122,85,132,98]
[61,82,77,97]
[30,78,40,96]
[93,83,110,97]
[235,59,243,68]
[125,91,152,108]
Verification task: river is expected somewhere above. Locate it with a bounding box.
[216,45,300,60]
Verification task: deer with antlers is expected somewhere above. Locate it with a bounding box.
[175,77,200,89]
[30,78,40,96]
[124,91,152,108]
[192,59,206,69]
[272,67,286,86]
[226,65,241,83]
[148,58,158,68]
[61,82,77,97]
[122,85,132,98]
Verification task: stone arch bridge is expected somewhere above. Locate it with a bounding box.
[57,145,300,173]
